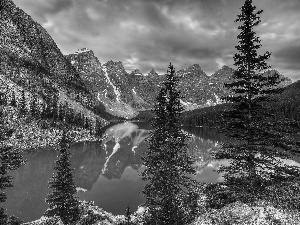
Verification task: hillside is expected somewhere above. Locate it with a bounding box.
[183,79,300,129]
[0,0,115,126]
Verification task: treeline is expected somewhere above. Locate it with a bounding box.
[0,89,103,136]
[183,103,233,128]
[270,101,300,122]
[183,97,300,129]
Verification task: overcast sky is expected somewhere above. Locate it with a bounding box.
[14,0,300,81]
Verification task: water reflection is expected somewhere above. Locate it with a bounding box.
[5,121,298,222]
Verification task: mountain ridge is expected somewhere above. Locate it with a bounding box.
[66,50,292,115]
[1,0,294,121]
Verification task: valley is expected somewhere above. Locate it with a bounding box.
[1,0,300,224]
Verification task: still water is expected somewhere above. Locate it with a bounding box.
[3,121,300,222]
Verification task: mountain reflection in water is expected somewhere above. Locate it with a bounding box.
[4,121,299,223]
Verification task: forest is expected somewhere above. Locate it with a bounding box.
[1,0,300,224]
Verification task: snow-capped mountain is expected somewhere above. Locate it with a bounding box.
[66,50,293,117]
[1,0,293,121]
[0,0,110,125]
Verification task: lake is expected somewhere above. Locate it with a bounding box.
[3,121,300,223]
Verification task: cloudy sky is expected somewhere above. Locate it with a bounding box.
[14,0,300,81]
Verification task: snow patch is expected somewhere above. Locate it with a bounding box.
[132,88,136,95]
[132,146,137,154]
[102,142,120,174]
[74,48,90,54]
[76,187,88,193]
[102,65,121,102]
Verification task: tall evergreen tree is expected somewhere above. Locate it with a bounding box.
[0,92,8,106]
[44,129,80,224]
[52,93,59,122]
[0,92,4,106]
[45,101,52,119]
[95,118,102,136]
[40,101,47,120]
[125,206,131,225]
[0,107,24,224]
[58,102,64,122]
[19,89,26,116]
[30,94,38,118]
[84,117,90,130]
[140,63,199,225]
[65,105,75,125]
[203,0,300,214]
[10,91,17,107]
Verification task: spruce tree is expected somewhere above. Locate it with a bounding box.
[45,101,52,119]
[84,117,90,130]
[95,118,102,136]
[0,92,8,106]
[58,102,64,122]
[0,107,24,224]
[52,93,59,122]
[10,91,17,107]
[45,129,80,224]
[40,101,47,120]
[30,94,38,118]
[125,206,131,225]
[0,92,5,106]
[203,0,300,214]
[140,63,199,225]
[19,89,26,116]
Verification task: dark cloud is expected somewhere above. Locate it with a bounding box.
[14,0,73,21]
[12,0,300,81]
[274,44,300,69]
[46,0,74,14]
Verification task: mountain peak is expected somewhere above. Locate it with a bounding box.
[221,65,230,70]
[191,64,202,68]
[185,64,205,72]
[74,48,93,54]
[177,64,207,77]
[148,69,158,76]
[104,60,123,67]
[131,69,143,76]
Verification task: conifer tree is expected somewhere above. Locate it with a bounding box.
[1,92,8,106]
[45,101,52,119]
[52,95,59,122]
[40,101,47,120]
[95,118,102,136]
[0,107,24,224]
[58,102,64,122]
[140,63,199,225]
[10,91,17,107]
[80,114,85,128]
[30,94,38,118]
[84,117,90,130]
[65,105,75,125]
[19,89,26,116]
[125,206,131,225]
[45,129,80,224]
[0,92,5,106]
[203,0,300,213]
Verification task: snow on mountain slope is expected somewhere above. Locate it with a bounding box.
[102,65,121,102]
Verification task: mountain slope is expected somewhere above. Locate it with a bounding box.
[67,51,292,117]
[0,0,114,127]
[65,51,138,119]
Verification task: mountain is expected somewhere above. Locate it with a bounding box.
[66,51,139,118]
[1,0,293,121]
[67,51,292,117]
[0,0,109,126]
